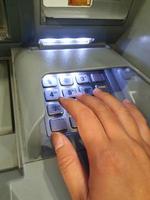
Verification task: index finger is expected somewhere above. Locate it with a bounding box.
[59,97,109,157]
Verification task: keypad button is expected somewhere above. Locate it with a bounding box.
[44,88,60,101]
[69,117,77,129]
[91,72,105,83]
[59,75,74,86]
[75,74,90,84]
[79,86,93,95]
[42,75,57,87]
[95,84,111,93]
[47,102,64,116]
[50,118,67,132]
[62,88,78,98]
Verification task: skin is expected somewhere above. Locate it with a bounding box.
[51,88,150,200]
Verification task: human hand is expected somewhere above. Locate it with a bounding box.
[52,89,150,200]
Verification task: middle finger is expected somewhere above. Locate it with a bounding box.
[77,94,129,141]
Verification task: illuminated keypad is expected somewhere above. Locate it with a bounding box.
[42,70,113,150]
[40,67,138,165]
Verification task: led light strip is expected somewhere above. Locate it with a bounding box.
[39,37,95,46]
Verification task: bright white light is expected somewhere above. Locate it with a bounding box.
[39,38,95,46]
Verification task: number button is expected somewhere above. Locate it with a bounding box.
[59,75,74,86]
[79,86,93,95]
[44,88,60,101]
[62,88,78,98]
[75,74,90,84]
[50,118,67,132]
[47,102,64,116]
[42,75,57,87]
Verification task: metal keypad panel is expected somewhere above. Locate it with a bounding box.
[41,67,150,163]
[42,70,113,141]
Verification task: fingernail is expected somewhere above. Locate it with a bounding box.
[93,88,102,94]
[51,133,65,151]
[58,97,69,105]
[123,99,132,104]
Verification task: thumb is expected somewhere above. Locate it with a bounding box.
[51,133,88,200]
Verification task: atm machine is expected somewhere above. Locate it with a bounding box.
[0,0,150,199]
